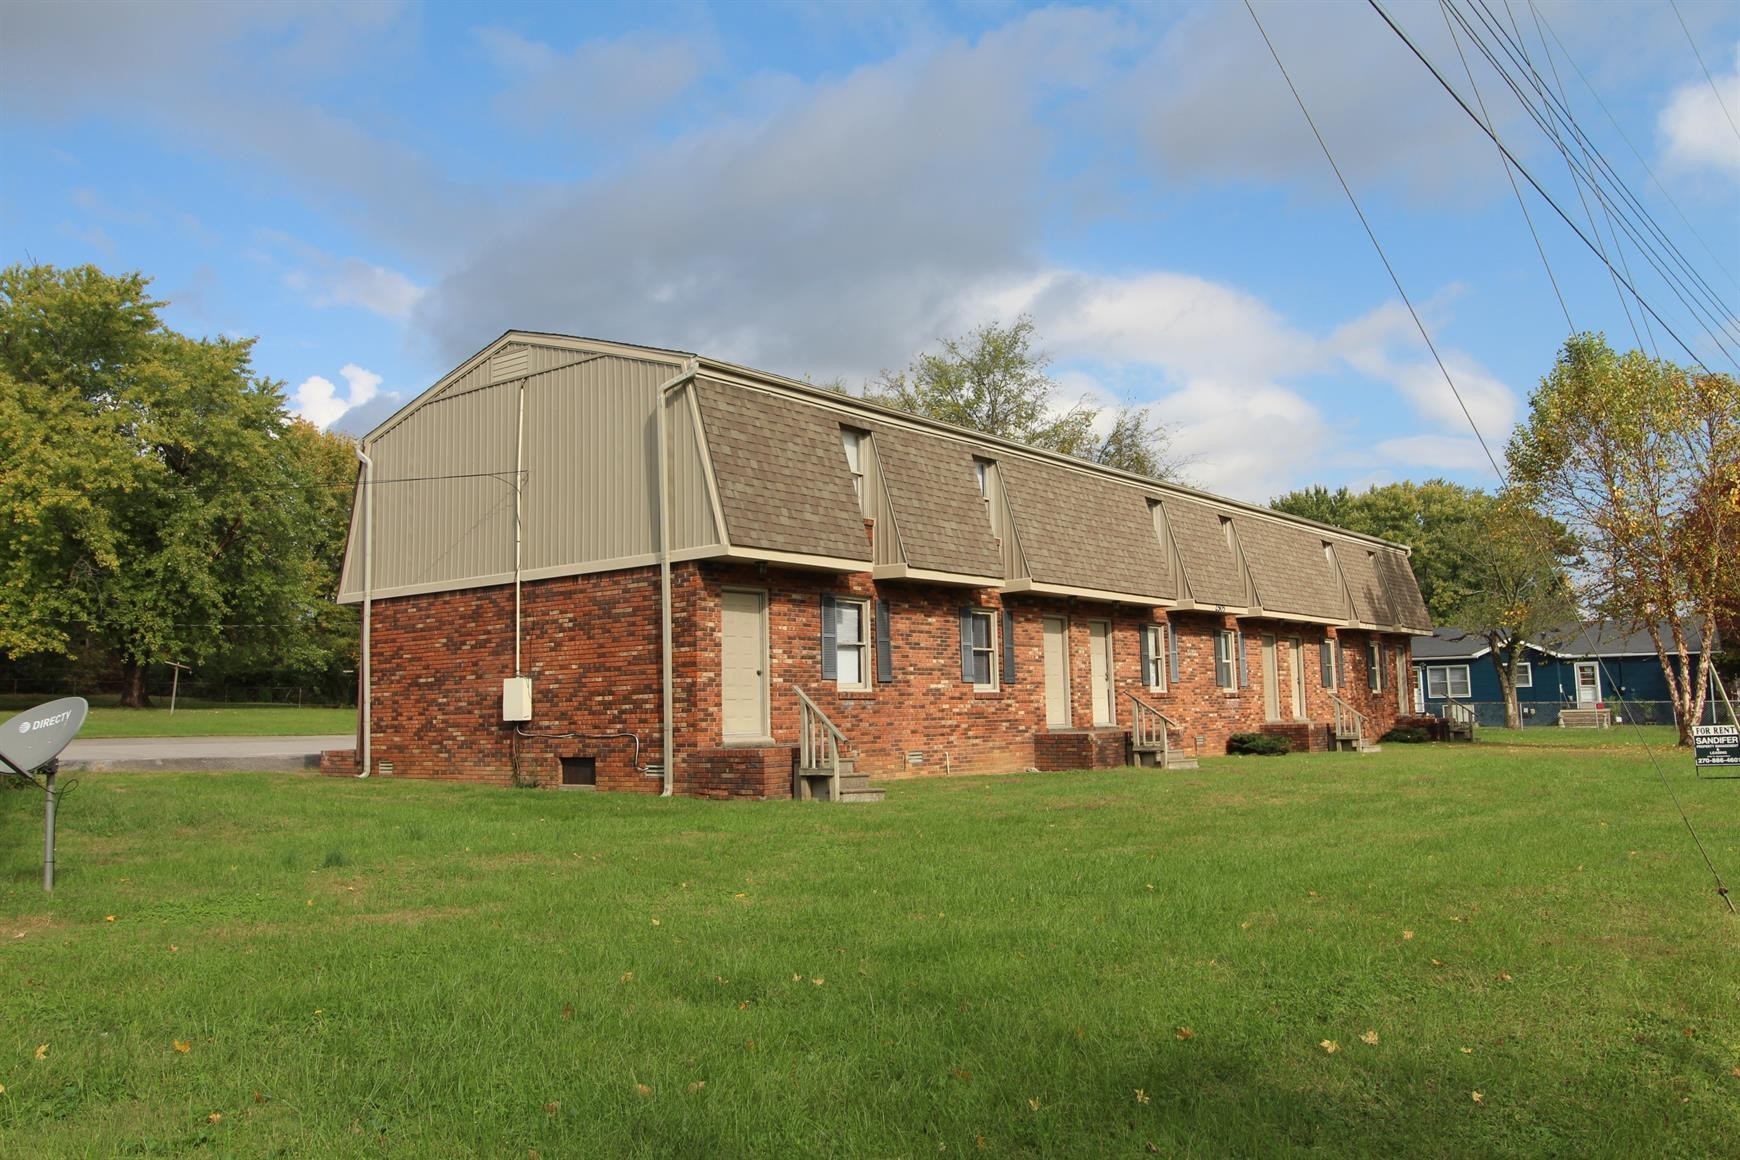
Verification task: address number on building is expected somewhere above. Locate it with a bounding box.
[1693,724,1739,767]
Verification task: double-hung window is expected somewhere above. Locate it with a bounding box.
[1215,630,1238,690]
[821,595,872,690]
[1424,665,1471,700]
[1367,640,1383,693]
[1513,660,1533,688]
[841,429,866,511]
[962,608,997,691]
[1141,624,1168,691]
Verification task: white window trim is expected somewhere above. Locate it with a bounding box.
[1425,664,1471,700]
[841,429,866,512]
[1215,629,1238,691]
[1513,660,1533,688]
[835,596,871,692]
[1144,624,1168,692]
[968,608,998,692]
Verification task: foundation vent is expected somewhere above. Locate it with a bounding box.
[376,761,395,777]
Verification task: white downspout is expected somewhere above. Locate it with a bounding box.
[355,443,374,778]
[514,377,526,677]
[656,359,700,797]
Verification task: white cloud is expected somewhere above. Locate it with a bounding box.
[1658,43,1740,181]
[261,232,427,319]
[290,364,383,430]
[1328,299,1517,446]
[1374,433,1498,472]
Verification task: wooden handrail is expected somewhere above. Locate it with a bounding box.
[1325,692,1367,743]
[1127,692,1182,765]
[793,686,847,801]
[1443,699,1476,729]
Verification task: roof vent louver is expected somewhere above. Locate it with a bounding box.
[489,346,530,384]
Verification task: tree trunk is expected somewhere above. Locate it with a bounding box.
[118,658,152,709]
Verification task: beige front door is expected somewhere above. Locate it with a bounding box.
[1088,620,1114,726]
[1289,637,1306,719]
[721,589,768,739]
[1043,616,1070,727]
[1261,634,1281,721]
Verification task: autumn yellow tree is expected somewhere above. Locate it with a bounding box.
[1508,334,1739,744]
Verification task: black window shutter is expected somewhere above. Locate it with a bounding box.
[875,599,893,683]
[1167,624,1179,685]
[1002,609,1016,684]
[820,594,837,681]
[1139,625,1152,684]
[1236,629,1248,687]
[1320,639,1334,687]
[959,608,975,682]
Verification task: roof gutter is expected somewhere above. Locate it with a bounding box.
[655,359,701,797]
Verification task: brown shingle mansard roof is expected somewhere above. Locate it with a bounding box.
[866,421,1004,578]
[693,378,873,563]
[1000,456,1176,600]
[356,330,1433,632]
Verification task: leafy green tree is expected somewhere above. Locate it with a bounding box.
[863,316,1185,481]
[1270,479,1495,622]
[1508,333,1739,745]
[0,264,355,706]
[1440,496,1579,727]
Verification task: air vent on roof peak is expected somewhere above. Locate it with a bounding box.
[490,345,530,384]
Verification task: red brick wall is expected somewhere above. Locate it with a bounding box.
[359,561,1417,792]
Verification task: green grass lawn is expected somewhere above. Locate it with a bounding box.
[1471,724,1684,750]
[0,695,355,739]
[3,739,1736,1157]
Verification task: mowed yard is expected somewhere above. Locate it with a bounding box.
[2,734,1736,1157]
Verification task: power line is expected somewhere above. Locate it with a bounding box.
[1668,0,1740,143]
[1437,0,1575,332]
[1245,0,1734,913]
[1367,0,1728,371]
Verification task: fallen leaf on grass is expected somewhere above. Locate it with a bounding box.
[561,1004,573,1020]
[1461,1047,1474,1054]
[951,1068,972,1081]
[1496,971,1512,982]
[33,1044,47,1061]
[650,918,661,927]
[634,1083,653,1097]
[1402,930,1414,940]
[1027,1097,1042,1111]
[105,915,117,923]
[543,1101,560,1115]
[207,1112,223,1124]
[1134,1088,1150,1104]
[1360,1030,1379,1046]
[811,978,825,986]
[737,1001,750,1011]
[619,971,634,984]
[1431,958,1443,967]
[1320,1040,1339,1053]
[1175,1027,1195,1041]
[173,1040,191,1054]
[686,1081,706,1093]
[1471,1091,1483,1105]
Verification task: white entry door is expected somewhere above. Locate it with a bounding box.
[1574,661,1601,705]
[721,590,768,739]
[1088,620,1114,726]
[1043,616,1071,727]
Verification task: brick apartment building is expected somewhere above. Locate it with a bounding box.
[329,332,1433,799]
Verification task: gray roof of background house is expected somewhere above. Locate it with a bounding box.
[1413,621,1708,660]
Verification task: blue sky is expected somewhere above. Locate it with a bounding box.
[3,0,1735,501]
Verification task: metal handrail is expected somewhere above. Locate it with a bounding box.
[1325,692,1368,744]
[793,686,847,801]
[1127,692,1182,765]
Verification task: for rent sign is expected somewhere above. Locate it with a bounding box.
[1693,724,1740,768]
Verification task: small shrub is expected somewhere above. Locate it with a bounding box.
[1381,727,1432,744]
[1227,733,1290,756]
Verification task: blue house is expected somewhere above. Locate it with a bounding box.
[1413,621,1710,727]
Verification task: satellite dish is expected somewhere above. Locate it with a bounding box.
[0,697,89,775]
